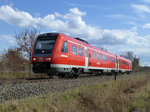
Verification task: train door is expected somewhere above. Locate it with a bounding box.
[84,47,88,71]
[116,56,119,72]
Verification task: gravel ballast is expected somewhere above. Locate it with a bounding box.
[0,73,138,103]
[0,76,109,102]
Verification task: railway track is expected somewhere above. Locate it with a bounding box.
[0,72,140,86]
[0,72,146,103]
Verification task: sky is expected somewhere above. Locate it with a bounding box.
[0,0,150,66]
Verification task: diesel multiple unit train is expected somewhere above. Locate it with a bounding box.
[31,33,132,78]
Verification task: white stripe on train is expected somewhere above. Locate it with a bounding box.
[51,64,131,71]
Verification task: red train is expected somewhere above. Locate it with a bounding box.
[31,33,132,78]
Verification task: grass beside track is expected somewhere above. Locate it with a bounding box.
[0,72,150,112]
[0,71,49,79]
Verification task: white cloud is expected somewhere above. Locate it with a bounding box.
[106,14,125,19]
[126,21,138,26]
[65,2,108,10]
[131,4,150,13]
[141,0,150,3]
[143,23,150,29]
[0,34,15,54]
[89,28,150,48]
[0,5,40,28]
[0,34,15,45]
[0,5,150,66]
[0,5,103,39]
[0,5,147,47]
[0,5,149,47]
[34,13,40,17]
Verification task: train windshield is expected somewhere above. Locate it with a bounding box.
[35,40,55,50]
[33,34,58,57]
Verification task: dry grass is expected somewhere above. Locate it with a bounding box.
[0,73,150,112]
[79,75,148,112]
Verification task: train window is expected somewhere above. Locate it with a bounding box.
[122,61,128,65]
[106,56,108,62]
[61,41,68,53]
[72,45,77,55]
[89,54,91,58]
[100,54,103,60]
[97,53,100,60]
[113,58,115,63]
[103,55,106,61]
[78,47,83,56]
[93,52,96,59]
[111,57,113,62]
[119,60,121,64]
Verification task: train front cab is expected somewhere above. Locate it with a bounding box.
[31,33,60,74]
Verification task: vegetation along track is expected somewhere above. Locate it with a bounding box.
[0,72,145,103]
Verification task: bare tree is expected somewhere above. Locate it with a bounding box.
[132,57,140,72]
[15,29,39,76]
[2,47,26,77]
[0,59,4,73]
[120,51,135,61]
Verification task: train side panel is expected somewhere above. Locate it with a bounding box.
[31,32,132,76]
[68,41,85,66]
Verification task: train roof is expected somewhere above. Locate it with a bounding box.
[38,33,59,37]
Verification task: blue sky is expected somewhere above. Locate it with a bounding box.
[0,0,150,66]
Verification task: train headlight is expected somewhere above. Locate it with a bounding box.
[33,58,36,61]
[45,58,51,61]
